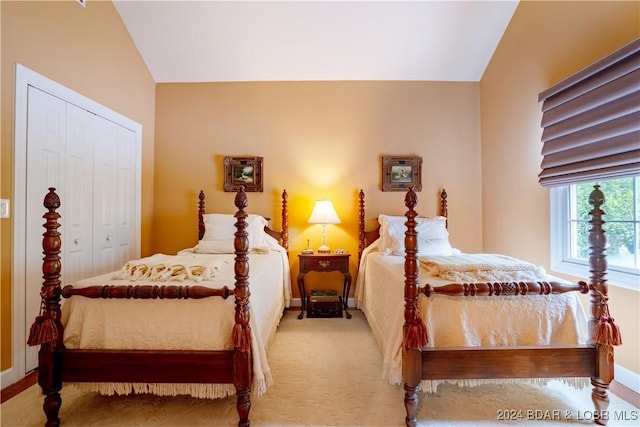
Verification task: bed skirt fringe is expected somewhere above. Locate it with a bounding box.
[384,364,588,393]
[417,377,590,393]
[67,376,272,399]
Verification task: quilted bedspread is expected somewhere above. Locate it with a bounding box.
[355,242,589,392]
[61,247,291,399]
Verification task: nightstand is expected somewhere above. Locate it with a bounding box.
[297,253,352,319]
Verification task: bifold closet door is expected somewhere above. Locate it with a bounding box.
[25,87,94,371]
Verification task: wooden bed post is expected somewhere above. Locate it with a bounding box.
[402,187,428,427]
[232,186,252,427]
[588,184,618,426]
[358,189,366,262]
[281,189,289,251]
[198,190,206,241]
[439,189,448,223]
[28,188,64,427]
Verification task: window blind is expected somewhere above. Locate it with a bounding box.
[538,38,640,187]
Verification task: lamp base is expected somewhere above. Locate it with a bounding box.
[317,244,331,254]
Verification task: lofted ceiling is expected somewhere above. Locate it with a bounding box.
[113,0,519,83]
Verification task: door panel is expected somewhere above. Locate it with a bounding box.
[93,117,118,276]
[63,103,95,285]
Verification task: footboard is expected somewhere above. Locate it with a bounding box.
[29,187,254,427]
[401,186,619,427]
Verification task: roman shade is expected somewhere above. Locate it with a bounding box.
[538,38,640,187]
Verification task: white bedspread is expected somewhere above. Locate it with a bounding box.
[355,241,589,392]
[61,246,291,399]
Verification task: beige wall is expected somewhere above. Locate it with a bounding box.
[1,1,156,371]
[154,81,483,294]
[481,1,639,375]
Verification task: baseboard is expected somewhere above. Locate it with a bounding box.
[612,364,640,408]
[1,369,37,403]
[0,367,18,394]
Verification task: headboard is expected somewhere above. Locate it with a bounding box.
[198,189,289,251]
[358,188,448,261]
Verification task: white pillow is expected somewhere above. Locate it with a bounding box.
[202,213,269,249]
[194,239,235,254]
[377,214,405,254]
[194,236,279,254]
[378,214,453,256]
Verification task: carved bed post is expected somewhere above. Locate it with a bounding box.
[402,187,428,427]
[281,189,289,251]
[358,189,366,262]
[232,186,252,427]
[588,184,619,426]
[439,188,448,223]
[29,188,64,427]
[198,190,206,241]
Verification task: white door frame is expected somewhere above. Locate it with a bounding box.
[4,64,141,387]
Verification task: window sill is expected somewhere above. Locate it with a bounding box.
[551,259,639,292]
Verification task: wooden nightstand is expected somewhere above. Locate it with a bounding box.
[297,253,352,319]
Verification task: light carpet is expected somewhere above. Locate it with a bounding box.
[1,310,638,426]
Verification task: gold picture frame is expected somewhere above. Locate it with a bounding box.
[382,156,422,192]
[223,156,263,192]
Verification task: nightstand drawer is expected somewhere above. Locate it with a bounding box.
[300,256,349,272]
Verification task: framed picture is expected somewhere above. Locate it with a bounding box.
[223,156,263,192]
[381,156,422,192]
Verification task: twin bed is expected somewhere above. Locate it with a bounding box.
[31,184,617,427]
[30,186,289,427]
[357,186,618,426]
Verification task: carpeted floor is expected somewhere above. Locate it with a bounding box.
[2,309,638,426]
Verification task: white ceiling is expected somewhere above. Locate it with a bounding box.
[113,0,519,83]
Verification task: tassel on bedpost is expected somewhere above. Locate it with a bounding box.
[403,187,428,349]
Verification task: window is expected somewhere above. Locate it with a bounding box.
[551,176,639,290]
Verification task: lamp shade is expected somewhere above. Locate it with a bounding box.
[308,200,341,225]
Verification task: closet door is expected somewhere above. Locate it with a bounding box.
[24,87,67,372]
[24,89,96,372]
[15,64,142,380]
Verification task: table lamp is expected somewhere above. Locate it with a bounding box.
[308,200,341,253]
